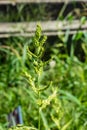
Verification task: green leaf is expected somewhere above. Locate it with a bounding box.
[59,90,81,106]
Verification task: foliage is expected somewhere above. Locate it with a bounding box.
[8,125,36,130]
[0,2,86,22]
[0,2,87,127]
[0,24,87,130]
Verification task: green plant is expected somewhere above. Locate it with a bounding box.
[8,125,37,130]
[22,25,73,130]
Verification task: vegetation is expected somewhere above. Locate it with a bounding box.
[0,24,87,129]
[0,2,86,22]
[8,125,35,130]
[0,1,87,130]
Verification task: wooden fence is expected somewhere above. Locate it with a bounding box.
[0,0,87,38]
[0,0,87,4]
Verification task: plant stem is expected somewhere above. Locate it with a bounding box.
[38,73,41,130]
[38,92,41,130]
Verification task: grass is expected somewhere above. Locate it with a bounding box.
[0,1,87,130]
[0,2,86,22]
[0,24,87,130]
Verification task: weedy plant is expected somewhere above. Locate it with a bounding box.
[8,124,36,130]
[23,24,48,130]
[21,25,74,130]
[22,25,58,130]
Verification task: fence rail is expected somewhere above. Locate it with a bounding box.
[0,20,86,37]
[0,0,86,4]
[0,0,87,37]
